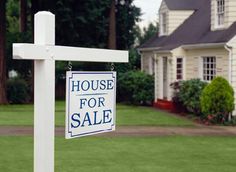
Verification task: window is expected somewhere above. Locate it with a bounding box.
[161,13,167,35]
[203,57,216,81]
[216,0,225,27]
[176,58,183,80]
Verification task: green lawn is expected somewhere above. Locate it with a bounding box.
[0,101,193,126]
[0,136,236,172]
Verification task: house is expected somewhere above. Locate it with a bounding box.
[138,0,236,115]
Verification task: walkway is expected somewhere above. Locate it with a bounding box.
[0,126,236,137]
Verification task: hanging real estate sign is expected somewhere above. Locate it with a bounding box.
[65,71,116,139]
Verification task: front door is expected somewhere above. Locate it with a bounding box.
[163,57,168,99]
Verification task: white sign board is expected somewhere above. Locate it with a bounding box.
[66,71,116,139]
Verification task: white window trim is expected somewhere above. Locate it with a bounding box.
[199,57,203,80]
[215,0,225,29]
[176,57,184,81]
[201,56,216,82]
[160,12,167,36]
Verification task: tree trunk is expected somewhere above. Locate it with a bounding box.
[108,0,116,49]
[29,0,40,102]
[0,0,7,104]
[20,0,27,32]
[31,0,39,40]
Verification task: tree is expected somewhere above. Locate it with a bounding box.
[138,22,159,45]
[108,0,116,49]
[116,0,141,49]
[0,0,8,104]
[20,0,27,32]
[54,0,140,50]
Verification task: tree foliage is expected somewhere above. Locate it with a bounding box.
[5,1,141,68]
[137,22,159,45]
[3,0,142,103]
[115,48,140,73]
[6,0,32,79]
[116,0,141,49]
[51,0,141,50]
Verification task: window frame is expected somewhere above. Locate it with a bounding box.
[215,0,225,28]
[202,56,216,82]
[176,57,183,80]
[160,12,167,35]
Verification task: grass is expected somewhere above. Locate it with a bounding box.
[0,136,236,172]
[0,101,193,126]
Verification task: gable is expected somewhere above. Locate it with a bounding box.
[159,0,194,36]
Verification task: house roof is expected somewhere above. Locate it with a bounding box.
[165,0,202,10]
[139,0,236,51]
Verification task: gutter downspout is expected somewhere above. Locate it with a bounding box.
[224,45,233,119]
[224,45,232,84]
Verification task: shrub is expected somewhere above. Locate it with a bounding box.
[7,77,29,104]
[117,71,154,105]
[170,81,186,113]
[200,77,234,122]
[176,79,207,115]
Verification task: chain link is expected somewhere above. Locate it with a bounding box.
[111,62,115,71]
[68,61,72,71]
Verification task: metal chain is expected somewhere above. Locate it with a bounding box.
[68,61,72,71]
[110,62,115,71]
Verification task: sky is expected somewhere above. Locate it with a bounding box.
[133,0,162,28]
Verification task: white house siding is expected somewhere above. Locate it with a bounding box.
[227,0,236,28]
[184,48,229,80]
[141,52,155,75]
[211,0,215,30]
[232,47,236,116]
[168,10,194,34]
[211,0,236,31]
[171,48,187,80]
[227,35,236,115]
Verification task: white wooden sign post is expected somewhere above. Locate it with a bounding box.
[13,11,128,172]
